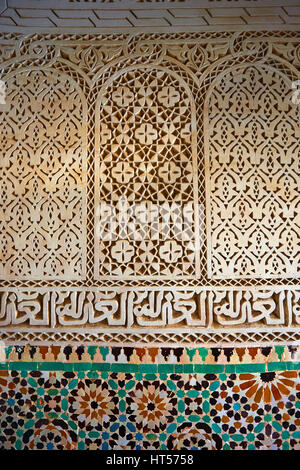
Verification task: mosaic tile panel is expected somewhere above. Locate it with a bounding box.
[0,348,299,451]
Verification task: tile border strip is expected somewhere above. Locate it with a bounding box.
[1,345,300,364]
[1,360,300,373]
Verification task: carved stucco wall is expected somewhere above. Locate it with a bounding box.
[0,1,299,347]
[0,0,300,454]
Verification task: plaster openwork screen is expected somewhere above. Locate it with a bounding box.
[0,69,87,281]
[0,32,299,346]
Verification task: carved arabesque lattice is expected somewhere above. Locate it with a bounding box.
[205,64,300,279]
[95,66,200,279]
[0,69,87,280]
[0,31,299,345]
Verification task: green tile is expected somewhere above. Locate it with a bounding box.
[140,364,157,373]
[63,363,73,372]
[5,346,13,360]
[267,362,287,372]
[144,374,157,380]
[86,371,99,379]
[183,364,194,373]
[198,348,209,361]
[285,362,294,370]
[174,364,184,373]
[186,348,196,362]
[0,362,8,370]
[158,364,174,374]
[188,415,200,422]
[9,362,37,371]
[293,362,300,370]
[206,364,225,373]
[225,364,236,374]
[187,390,199,398]
[274,346,285,361]
[207,364,224,373]
[87,346,98,360]
[194,364,224,373]
[124,364,139,373]
[73,363,91,371]
[178,399,185,413]
[91,363,110,371]
[38,362,64,371]
[194,365,208,373]
[111,363,139,373]
[99,347,109,360]
[235,363,266,373]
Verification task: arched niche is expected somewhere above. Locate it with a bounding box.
[204,63,299,279]
[95,65,200,280]
[0,68,88,280]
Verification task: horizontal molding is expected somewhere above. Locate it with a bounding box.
[0,0,299,32]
